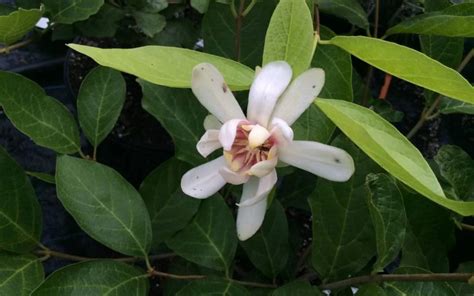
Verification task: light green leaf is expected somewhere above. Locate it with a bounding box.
[191,0,210,13]
[366,173,406,273]
[55,155,152,257]
[310,135,378,281]
[0,147,42,253]
[315,98,474,216]
[43,0,104,24]
[434,145,474,201]
[318,0,368,29]
[133,11,166,37]
[0,254,44,296]
[328,36,474,104]
[68,44,254,91]
[386,3,474,37]
[0,6,43,45]
[77,66,126,149]
[167,196,238,272]
[240,200,289,278]
[273,280,318,296]
[26,171,55,184]
[75,4,124,38]
[31,260,149,295]
[139,158,200,249]
[0,71,81,154]
[177,279,249,295]
[263,0,314,76]
[293,26,353,144]
[440,97,474,115]
[386,267,456,296]
[140,80,208,165]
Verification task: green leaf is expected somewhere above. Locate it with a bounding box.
[293,26,353,144]
[434,145,474,201]
[77,66,126,149]
[386,267,456,296]
[263,0,314,76]
[451,262,474,295]
[328,36,474,105]
[31,260,149,295]
[310,135,379,281]
[68,44,254,91]
[191,0,210,13]
[133,11,166,37]
[55,155,152,257]
[202,0,276,67]
[0,147,42,253]
[315,98,474,216]
[0,71,81,154]
[440,97,474,115]
[139,80,208,166]
[15,0,42,9]
[177,279,249,295]
[75,4,124,38]
[318,0,369,29]
[399,187,455,272]
[357,284,387,296]
[26,171,55,184]
[240,200,289,278]
[139,158,200,249]
[147,19,198,48]
[167,196,238,272]
[273,280,317,296]
[0,6,43,45]
[386,3,474,37]
[43,0,104,24]
[0,254,44,295]
[366,173,406,272]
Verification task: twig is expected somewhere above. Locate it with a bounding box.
[461,223,474,232]
[234,0,246,61]
[0,38,34,54]
[148,269,206,280]
[295,243,312,273]
[374,0,380,38]
[378,74,393,99]
[230,279,277,289]
[314,4,320,36]
[242,0,257,17]
[35,249,175,263]
[319,273,474,290]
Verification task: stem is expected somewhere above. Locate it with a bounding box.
[230,279,277,289]
[314,4,320,36]
[230,0,238,18]
[374,0,380,38]
[461,223,474,232]
[92,146,98,161]
[148,269,206,280]
[295,244,312,273]
[234,0,246,61]
[0,38,33,54]
[406,48,474,139]
[319,273,474,290]
[35,249,175,263]
[242,0,256,17]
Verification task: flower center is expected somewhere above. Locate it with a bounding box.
[224,123,277,174]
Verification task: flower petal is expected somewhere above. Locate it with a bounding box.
[219,119,243,151]
[278,141,355,182]
[219,167,250,185]
[196,130,221,157]
[203,114,222,130]
[270,117,294,146]
[248,157,278,177]
[248,124,271,149]
[247,61,292,127]
[181,156,227,199]
[236,177,268,241]
[192,63,245,122]
[237,170,277,207]
[271,68,325,125]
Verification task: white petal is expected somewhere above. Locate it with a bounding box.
[272,68,325,126]
[248,157,278,177]
[203,114,222,130]
[248,124,271,149]
[237,170,277,207]
[278,141,355,182]
[219,167,249,185]
[181,156,227,199]
[270,117,294,146]
[236,178,268,241]
[192,63,245,122]
[247,61,292,127]
[219,119,243,151]
[196,130,221,157]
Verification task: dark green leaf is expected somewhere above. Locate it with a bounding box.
[386,267,456,296]
[140,158,200,249]
[0,72,81,154]
[202,0,276,67]
[167,196,237,272]
[177,279,249,295]
[43,0,105,24]
[273,280,317,295]
[26,171,55,184]
[0,254,44,295]
[140,80,208,166]
[240,200,289,278]
[56,155,152,257]
[15,0,42,9]
[439,97,474,115]
[77,66,126,148]
[191,0,210,13]
[0,147,42,253]
[318,0,368,29]
[31,260,149,295]
[357,284,386,296]
[434,145,474,201]
[366,173,406,272]
[0,6,43,45]
[368,98,404,123]
[75,4,124,38]
[147,19,198,48]
[277,170,316,211]
[451,261,474,295]
[133,11,166,37]
[310,135,379,281]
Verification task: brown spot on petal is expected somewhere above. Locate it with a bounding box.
[222,83,228,93]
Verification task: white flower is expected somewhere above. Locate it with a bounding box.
[181,61,355,241]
